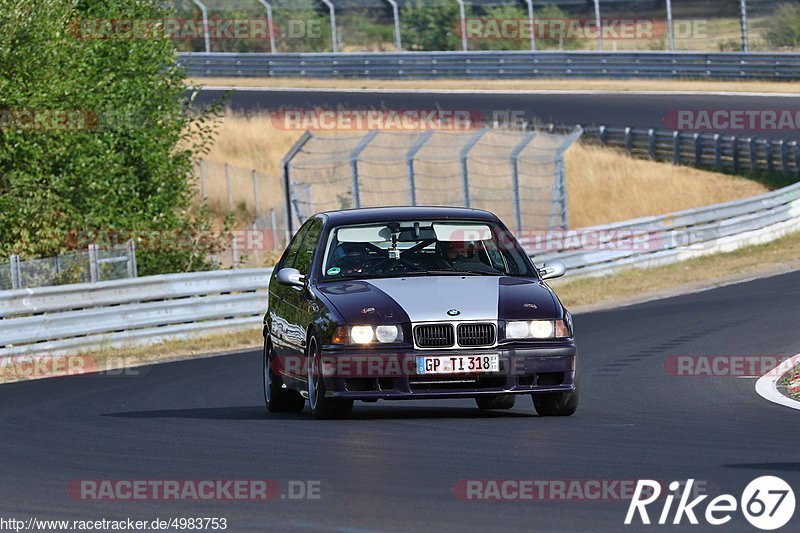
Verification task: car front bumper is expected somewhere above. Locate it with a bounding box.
[318,343,577,400]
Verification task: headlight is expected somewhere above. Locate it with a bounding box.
[350,326,375,344]
[505,320,571,340]
[350,325,404,344]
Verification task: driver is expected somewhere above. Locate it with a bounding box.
[331,242,370,276]
[436,240,481,269]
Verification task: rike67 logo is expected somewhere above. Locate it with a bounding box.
[625,477,795,530]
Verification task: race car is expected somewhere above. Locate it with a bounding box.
[263,206,577,419]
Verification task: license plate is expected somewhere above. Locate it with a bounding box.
[416,354,499,375]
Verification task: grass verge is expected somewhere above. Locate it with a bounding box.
[549,230,800,308]
[191,78,800,95]
[4,231,798,385]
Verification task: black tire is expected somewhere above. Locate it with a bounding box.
[532,374,578,417]
[475,394,516,410]
[307,337,353,420]
[263,339,305,413]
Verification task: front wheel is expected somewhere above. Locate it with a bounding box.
[476,394,516,410]
[308,337,353,420]
[532,375,578,417]
[263,339,305,413]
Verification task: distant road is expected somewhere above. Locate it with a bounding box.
[193,87,800,139]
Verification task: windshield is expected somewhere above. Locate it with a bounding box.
[321,220,536,280]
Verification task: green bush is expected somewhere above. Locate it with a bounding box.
[765,3,800,50]
[0,0,219,275]
[401,0,463,51]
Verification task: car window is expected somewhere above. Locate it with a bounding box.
[279,221,312,270]
[293,218,323,276]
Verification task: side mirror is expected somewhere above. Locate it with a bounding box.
[538,260,566,280]
[276,268,306,288]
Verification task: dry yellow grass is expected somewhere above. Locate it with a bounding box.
[201,112,768,230]
[564,143,767,227]
[191,77,800,94]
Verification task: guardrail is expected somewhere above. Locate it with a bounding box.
[0,269,271,358]
[178,51,800,80]
[557,124,800,177]
[2,181,799,357]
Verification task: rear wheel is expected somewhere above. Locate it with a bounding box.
[263,339,305,413]
[532,374,578,417]
[475,394,516,410]
[308,337,353,420]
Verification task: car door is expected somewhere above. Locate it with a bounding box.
[282,217,324,377]
[269,221,312,364]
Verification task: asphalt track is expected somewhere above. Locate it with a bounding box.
[2,269,799,531]
[193,88,800,139]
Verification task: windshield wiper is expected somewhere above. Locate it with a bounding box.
[415,270,503,276]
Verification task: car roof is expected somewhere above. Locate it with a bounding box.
[320,206,500,226]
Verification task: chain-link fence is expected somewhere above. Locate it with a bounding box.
[174,1,798,54]
[283,127,582,233]
[0,242,137,291]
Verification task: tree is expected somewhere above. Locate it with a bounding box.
[0,0,219,275]
[765,3,800,50]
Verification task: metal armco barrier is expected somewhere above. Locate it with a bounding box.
[178,51,800,80]
[2,181,799,358]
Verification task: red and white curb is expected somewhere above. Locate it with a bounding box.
[755,353,800,410]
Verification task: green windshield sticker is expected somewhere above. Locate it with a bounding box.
[326,267,341,276]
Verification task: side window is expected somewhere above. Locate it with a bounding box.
[293,219,323,276]
[279,222,311,270]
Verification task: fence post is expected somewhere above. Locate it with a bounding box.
[456,0,468,51]
[406,131,433,207]
[693,133,702,166]
[648,128,656,160]
[794,141,800,177]
[510,131,537,234]
[385,0,402,52]
[460,129,487,208]
[749,137,757,172]
[350,131,380,209]
[732,135,740,174]
[665,0,675,51]
[780,140,789,174]
[270,208,278,250]
[766,140,774,173]
[127,239,138,278]
[225,163,233,211]
[191,0,211,53]
[256,0,277,53]
[321,0,338,53]
[88,244,99,283]
[524,0,536,51]
[231,234,240,269]
[252,169,261,215]
[739,0,749,53]
[599,125,607,146]
[713,134,721,169]
[593,0,603,51]
[200,159,207,199]
[10,255,21,290]
[281,131,314,237]
[624,127,632,156]
[673,131,681,165]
